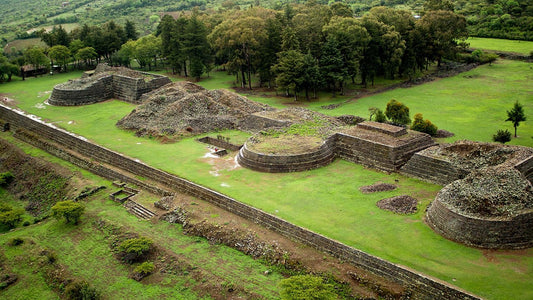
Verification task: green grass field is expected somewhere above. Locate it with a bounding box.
[1,59,532,299]
[468,37,533,55]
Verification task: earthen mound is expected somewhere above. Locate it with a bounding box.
[436,166,533,218]
[116,81,274,137]
[376,195,418,214]
[360,183,397,193]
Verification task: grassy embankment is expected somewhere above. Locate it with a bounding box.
[1,58,532,299]
[0,136,285,299]
[467,37,533,55]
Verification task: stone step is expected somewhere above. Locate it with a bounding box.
[125,200,155,220]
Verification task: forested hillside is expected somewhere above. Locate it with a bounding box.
[0,0,532,44]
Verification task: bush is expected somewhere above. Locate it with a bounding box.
[51,200,85,225]
[132,261,155,281]
[385,99,410,125]
[493,129,512,144]
[64,280,100,300]
[374,109,387,123]
[119,237,153,263]
[0,208,23,229]
[0,171,14,186]
[8,237,24,246]
[411,113,438,136]
[279,275,337,300]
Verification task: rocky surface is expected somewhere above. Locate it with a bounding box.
[360,183,397,193]
[437,166,533,218]
[376,195,418,214]
[117,81,273,137]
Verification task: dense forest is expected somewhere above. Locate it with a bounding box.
[3,1,491,99]
[0,0,531,44]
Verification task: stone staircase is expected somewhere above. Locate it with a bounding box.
[124,200,156,220]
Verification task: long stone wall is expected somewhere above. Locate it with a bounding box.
[426,198,533,249]
[237,137,336,173]
[0,104,479,299]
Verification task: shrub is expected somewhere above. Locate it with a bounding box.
[279,275,337,300]
[493,129,512,144]
[385,99,410,125]
[132,261,155,281]
[411,113,438,136]
[369,107,387,123]
[0,171,14,186]
[119,237,153,263]
[8,237,24,246]
[64,280,100,300]
[51,200,85,225]
[0,208,23,229]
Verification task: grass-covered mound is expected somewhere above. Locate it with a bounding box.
[246,108,343,155]
[117,81,273,138]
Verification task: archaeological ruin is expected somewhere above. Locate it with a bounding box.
[2,65,532,298]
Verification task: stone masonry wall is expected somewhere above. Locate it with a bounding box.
[0,104,479,299]
[335,133,434,172]
[237,136,336,173]
[400,149,465,185]
[514,155,533,183]
[48,75,114,106]
[48,73,171,106]
[427,198,533,249]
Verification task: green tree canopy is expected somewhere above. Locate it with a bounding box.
[51,200,85,225]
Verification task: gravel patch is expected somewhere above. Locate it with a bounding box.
[376,195,418,214]
[360,183,397,193]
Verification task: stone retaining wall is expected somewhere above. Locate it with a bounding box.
[400,148,466,185]
[197,136,242,152]
[335,132,434,172]
[48,75,114,106]
[48,72,170,106]
[0,104,479,299]
[427,198,533,249]
[514,155,533,183]
[237,136,336,173]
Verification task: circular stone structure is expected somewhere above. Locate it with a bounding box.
[237,135,336,173]
[426,166,533,249]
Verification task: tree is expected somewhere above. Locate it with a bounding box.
[183,14,211,80]
[209,12,270,89]
[125,20,138,41]
[506,101,526,137]
[492,129,512,144]
[319,37,346,96]
[51,200,85,225]
[279,275,337,300]
[40,25,71,47]
[119,237,153,263]
[411,113,438,136]
[416,10,468,67]
[385,99,411,125]
[24,47,49,72]
[272,50,305,101]
[48,45,71,72]
[75,47,98,68]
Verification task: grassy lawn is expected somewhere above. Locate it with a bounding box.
[468,37,533,55]
[1,60,532,299]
